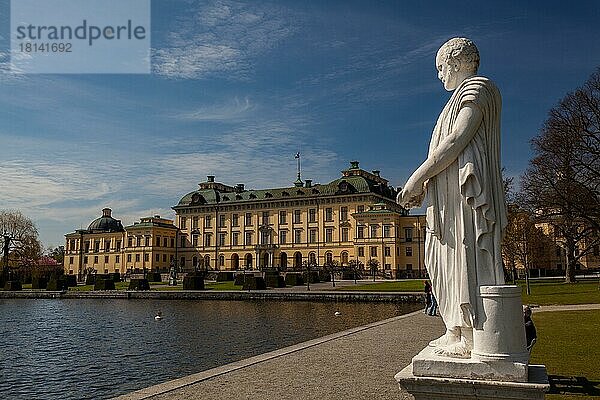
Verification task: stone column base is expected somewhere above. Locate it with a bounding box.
[395,364,549,400]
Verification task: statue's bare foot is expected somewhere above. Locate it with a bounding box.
[433,341,471,359]
[428,329,460,348]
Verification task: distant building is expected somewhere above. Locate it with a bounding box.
[172,161,427,278]
[64,209,178,278]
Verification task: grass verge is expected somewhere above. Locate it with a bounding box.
[337,280,424,292]
[531,310,600,399]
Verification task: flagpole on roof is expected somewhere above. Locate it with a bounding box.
[294,152,303,187]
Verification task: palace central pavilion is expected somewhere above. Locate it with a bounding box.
[173,161,426,278]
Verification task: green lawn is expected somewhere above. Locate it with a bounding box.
[520,280,600,306]
[338,280,424,292]
[205,281,243,291]
[531,310,600,399]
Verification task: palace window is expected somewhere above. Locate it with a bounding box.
[406,246,413,257]
[69,257,74,265]
[293,210,301,224]
[385,247,391,257]
[94,241,100,252]
[325,207,333,222]
[180,217,187,229]
[116,255,120,263]
[104,256,109,263]
[370,246,377,257]
[145,237,150,247]
[128,237,133,248]
[325,228,333,243]
[262,211,269,225]
[192,235,198,247]
[279,231,287,244]
[294,229,302,244]
[406,263,413,271]
[245,213,252,226]
[219,254,225,267]
[341,228,349,242]
[192,216,198,229]
[219,215,226,228]
[127,254,131,263]
[155,254,160,262]
[181,236,186,248]
[219,233,226,247]
[163,238,167,247]
[358,247,364,257]
[245,231,253,245]
[232,232,239,246]
[205,215,212,228]
[144,253,149,262]
[135,254,140,262]
[357,205,365,213]
[279,211,287,224]
[340,206,348,221]
[383,225,391,238]
[309,229,317,243]
[105,241,110,252]
[309,208,317,223]
[204,234,212,247]
[370,225,378,238]
[404,227,413,242]
[357,226,365,239]
[232,214,239,227]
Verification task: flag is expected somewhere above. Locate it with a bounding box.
[295,152,300,159]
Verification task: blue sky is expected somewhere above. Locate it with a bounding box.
[0,0,599,248]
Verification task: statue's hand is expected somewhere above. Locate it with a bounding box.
[398,177,425,208]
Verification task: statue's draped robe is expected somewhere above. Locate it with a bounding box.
[425,76,507,331]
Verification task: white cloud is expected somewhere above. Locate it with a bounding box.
[174,96,254,121]
[152,0,297,80]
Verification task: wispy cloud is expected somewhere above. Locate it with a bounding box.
[153,0,297,80]
[174,96,254,121]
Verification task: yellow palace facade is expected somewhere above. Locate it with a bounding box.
[173,161,427,278]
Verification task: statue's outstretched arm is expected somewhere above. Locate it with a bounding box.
[398,103,482,208]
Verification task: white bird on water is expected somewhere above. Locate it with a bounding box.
[155,311,163,321]
[334,311,341,316]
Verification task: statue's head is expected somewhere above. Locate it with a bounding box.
[435,37,479,91]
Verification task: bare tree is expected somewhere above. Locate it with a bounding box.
[1,210,42,282]
[520,69,600,282]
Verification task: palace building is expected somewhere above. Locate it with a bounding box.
[173,161,427,278]
[64,209,178,278]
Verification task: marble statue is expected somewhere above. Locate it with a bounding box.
[397,37,507,359]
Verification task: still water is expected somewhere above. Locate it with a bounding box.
[0,299,418,399]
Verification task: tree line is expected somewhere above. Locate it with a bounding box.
[504,68,600,283]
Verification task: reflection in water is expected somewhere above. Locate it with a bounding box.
[0,299,418,399]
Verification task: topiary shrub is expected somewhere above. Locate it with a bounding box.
[107,272,121,282]
[183,275,205,290]
[285,273,304,286]
[94,279,115,290]
[146,272,162,282]
[342,270,360,280]
[128,278,150,290]
[302,271,320,284]
[242,276,266,290]
[234,273,246,286]
[63,275,77,287]
[85,274,96,285]
[4,280,22,291]
[318,271,331,282]
[46,278,64,291]
[216,271,234,282]
[32,277,48,289]
[264,273,285,288]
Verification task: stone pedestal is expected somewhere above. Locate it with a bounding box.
[395,364,549,400]
[411,346,528,382]
[396,285,549,398]
[472,286,529,366]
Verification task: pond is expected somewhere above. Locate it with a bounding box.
[0,299,418,399]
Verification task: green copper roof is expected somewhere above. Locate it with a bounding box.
[174,173,398,208]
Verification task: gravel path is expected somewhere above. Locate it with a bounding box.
[115,310,445,400]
